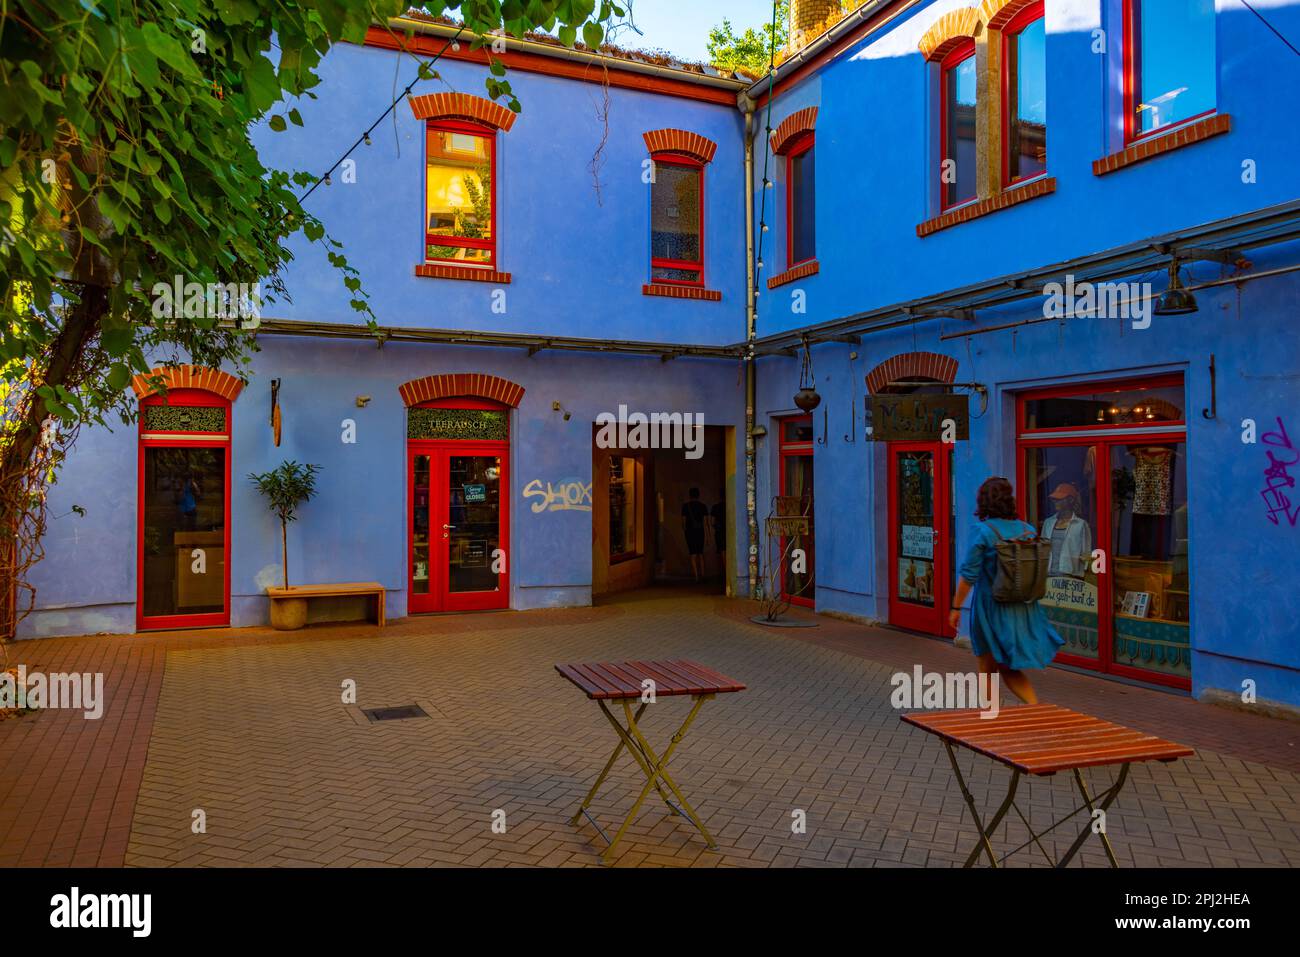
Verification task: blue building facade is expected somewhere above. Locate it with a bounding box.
[23,3,1300,711]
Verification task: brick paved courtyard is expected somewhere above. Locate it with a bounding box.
[2,589,1298,868]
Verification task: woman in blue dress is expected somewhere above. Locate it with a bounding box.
[948,477,1063,705]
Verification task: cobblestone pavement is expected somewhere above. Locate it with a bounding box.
[2,589,1297,867]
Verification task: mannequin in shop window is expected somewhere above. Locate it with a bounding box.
[1040,483,1091,579]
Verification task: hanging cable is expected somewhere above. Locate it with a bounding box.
[751,0,781,343]
[1239,0,1300,57]
[294,22,467,207]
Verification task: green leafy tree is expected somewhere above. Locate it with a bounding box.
[248,461,320,588]
[0,0,621,637]
[706,0,789,76]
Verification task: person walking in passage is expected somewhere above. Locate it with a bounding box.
[948,476,1063,705]
[681,487,709,583]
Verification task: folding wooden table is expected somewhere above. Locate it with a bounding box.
[556,659,746,863]
[902,703,1193,868]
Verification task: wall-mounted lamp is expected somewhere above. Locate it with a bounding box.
[1154,261,1198,316]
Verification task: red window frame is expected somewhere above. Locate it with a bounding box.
[939,40,978,211]
[1001,1,1047,188]
[424,119,498,268]
[136,388,232,631]
[649,152,705,287]
[784,132,815,269]
[1015,374,1190,691]
[1122,0,1216,145]
[1016,372,1186,436]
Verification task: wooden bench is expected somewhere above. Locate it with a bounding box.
[266,582,385,630]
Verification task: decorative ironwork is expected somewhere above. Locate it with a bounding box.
[142,405,226,433]
[408,407,508,441]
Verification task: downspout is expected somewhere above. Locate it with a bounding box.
[741,98,760,600]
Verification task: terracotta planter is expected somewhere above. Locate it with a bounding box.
[270,597,307,631]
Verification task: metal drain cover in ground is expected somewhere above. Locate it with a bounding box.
[362,704,430,722]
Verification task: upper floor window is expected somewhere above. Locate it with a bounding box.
[941,41,978,209]
[650,155,703,286]
[425,120,495,266]
[786,133,816,267]
[1125,0,1217,141]
[1003,2,1047,185]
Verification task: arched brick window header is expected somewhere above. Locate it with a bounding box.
[132,365,243,402]
[771,107,818,155]
[919,7,982,61]
[409,92,517,132]
[643,128,718,165]
[866,352,958,394]
[981,0,1039,30]
[398,373,525,408]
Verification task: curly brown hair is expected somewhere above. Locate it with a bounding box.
[975,476,1019,521]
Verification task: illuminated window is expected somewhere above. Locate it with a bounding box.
[425,122,495,266]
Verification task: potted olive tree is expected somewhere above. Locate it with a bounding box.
[249,461,320,630]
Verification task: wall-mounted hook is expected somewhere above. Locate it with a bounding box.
[817,406,828,445]
[1202,354,1217,420]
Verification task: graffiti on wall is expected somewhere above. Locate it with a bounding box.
[1261,418,1299,527]
[523,478,592,513]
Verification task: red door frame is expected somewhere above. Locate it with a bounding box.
[778,415,814,607]
[136,388,232,631]
[406,398,510,613]
[887,441,954,637]
[1016,376,1190,690]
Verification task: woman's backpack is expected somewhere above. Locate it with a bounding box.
[988,522,1051,603]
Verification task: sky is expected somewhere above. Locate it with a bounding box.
[613,0,777,62]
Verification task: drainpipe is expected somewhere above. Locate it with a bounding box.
[741,97,760,600]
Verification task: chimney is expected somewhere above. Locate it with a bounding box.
[789,0,843,53]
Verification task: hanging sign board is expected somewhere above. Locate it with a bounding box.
[869,393,970,442]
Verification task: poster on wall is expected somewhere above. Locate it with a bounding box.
[898,558,935,605]
[901,524,934,559]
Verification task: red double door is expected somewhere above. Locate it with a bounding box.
[887,441,955,637]
[407,439,509,613]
